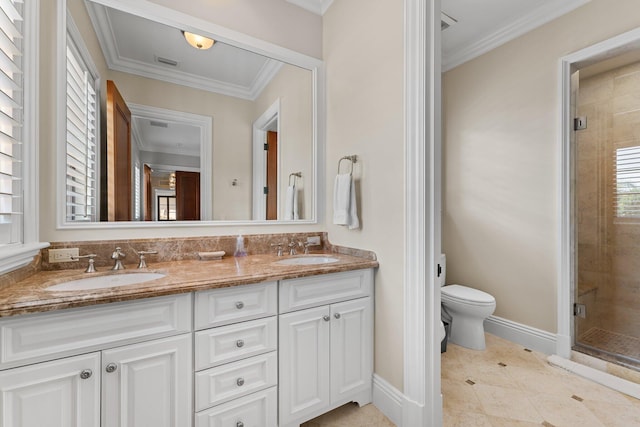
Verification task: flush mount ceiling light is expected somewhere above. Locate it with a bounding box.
[182,31,215,50]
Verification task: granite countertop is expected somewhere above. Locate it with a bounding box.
[0,252,378,318]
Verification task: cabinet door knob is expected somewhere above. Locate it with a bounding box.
[236,339,245,348]
[80,369,92,379]
[105,363,118,373]
[323,315,330,322]
[236,377,245,386]
[334,313,341,319]
[235,301,244,309]
[236,422,244,427]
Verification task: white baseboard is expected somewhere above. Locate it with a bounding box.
[484,315,557,355]
[373,374,404,427]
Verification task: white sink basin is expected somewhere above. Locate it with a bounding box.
[275,256,339,266]
[46,272,166,291]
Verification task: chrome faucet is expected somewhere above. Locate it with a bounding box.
[271,243,284,257]
[111,247,126,270]
[136,250,158,269]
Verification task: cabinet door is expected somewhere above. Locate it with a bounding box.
[330,297,373,405]
[279,306,330,426]
[102,333,192,427]
[0,353,100,427]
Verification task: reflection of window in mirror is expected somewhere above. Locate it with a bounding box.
[157,196,176,221]
[65,15,100,222]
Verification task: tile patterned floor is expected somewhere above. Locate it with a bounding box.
[297,333,640,426]
[300,402,395,427]
[443,333,640,427]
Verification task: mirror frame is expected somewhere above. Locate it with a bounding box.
[56,0,325,229]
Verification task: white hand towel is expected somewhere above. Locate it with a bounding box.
[284,185,297,220]
[333,173,359,229]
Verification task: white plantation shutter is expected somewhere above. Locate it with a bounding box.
[66,33,97,221]
[615,145,640,218]
[0,0,24,244]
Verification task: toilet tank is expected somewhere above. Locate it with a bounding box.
[440,253,446,287]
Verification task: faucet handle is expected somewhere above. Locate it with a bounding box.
[270,243,284,257]
[71,254,98,273]
[136,250,158,269]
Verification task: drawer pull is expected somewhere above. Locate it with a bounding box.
[235,301,244,310]
[236,422,244,427]
[80,369,92,380]
[105,363,118,373]
[236,339,245,348]
[236,377,245,387]
[323,315,330,322]
[334,313,341,319]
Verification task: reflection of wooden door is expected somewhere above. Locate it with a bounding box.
[106,80,132,221]
[266,131,278,220]
[175,171,200,220]
[144,164,152,221]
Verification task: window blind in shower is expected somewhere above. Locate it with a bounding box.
[615,145,640,218]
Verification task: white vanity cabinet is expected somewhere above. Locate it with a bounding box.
[193,282,278,427]
[0,294,193,427]
[278,269,374,427]
[0,352,101,427]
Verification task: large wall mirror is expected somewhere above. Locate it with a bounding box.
[57,0,322,227]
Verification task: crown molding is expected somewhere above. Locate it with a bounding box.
[86,2,281,100]
[286,0,334,16]
[443,0,591,72]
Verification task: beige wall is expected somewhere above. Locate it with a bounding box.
[41,0,324,241]
[323,0,405,390]
[443,0,640,333]
[254,64,313,219]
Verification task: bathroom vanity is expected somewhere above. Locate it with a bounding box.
[0,253,376,427]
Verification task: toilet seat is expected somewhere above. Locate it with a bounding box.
[442,284,495,306]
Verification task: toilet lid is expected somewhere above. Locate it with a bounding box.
[441,284,495,304]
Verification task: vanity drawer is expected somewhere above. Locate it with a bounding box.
[0,294,192,369]
[195,316,277,371]
[279,269,373,313]
[195,386,277,427]
[194,282,277,329]
[195,351,277,411]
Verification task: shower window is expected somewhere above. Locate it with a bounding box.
[614,145,640,219]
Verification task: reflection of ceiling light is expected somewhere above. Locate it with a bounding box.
[169,172,176,189]
[182,31,215,50]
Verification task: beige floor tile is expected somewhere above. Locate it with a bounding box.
[472,383,544,423]
[485,415,544,427]
[441,378,485,414]
[583,399,640,427]
[560,372,633,405]
[443,410,492,427]
[301,403,394,427]
[505,364,575,397]
[528,393,605,427]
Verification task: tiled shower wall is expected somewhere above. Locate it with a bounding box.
[577,61,640,340]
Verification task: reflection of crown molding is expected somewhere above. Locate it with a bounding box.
[286,0,334,15]
[86,2,281,100]
[442,0,590,72]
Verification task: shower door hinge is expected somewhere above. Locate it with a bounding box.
[574,303,586,318]
[574,116,587,131]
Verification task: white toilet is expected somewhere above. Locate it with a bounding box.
[440,254,496,350]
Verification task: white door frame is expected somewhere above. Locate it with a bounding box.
[252,99,280,220]
[558,27,640,358]
[403,0,442,426]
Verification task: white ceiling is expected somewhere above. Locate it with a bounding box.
[85,2,283,100]
[131,117,201,158]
